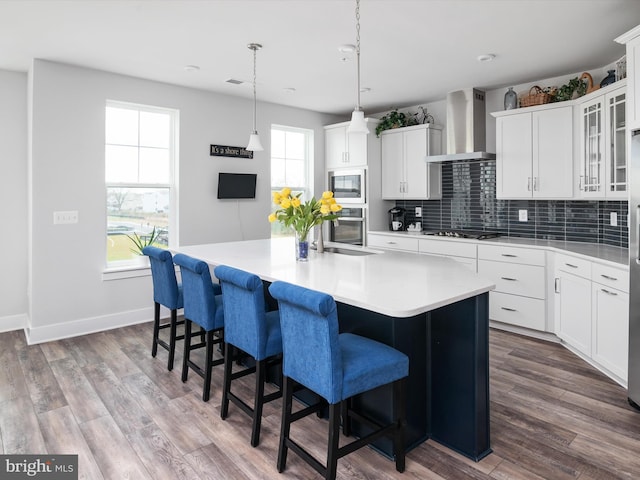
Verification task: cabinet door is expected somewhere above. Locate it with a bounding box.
[346,131,368,167]
[381,131,404,199]
[592,283,629,381]
[496,113,533,198]
[556,271,592,356]
[605,89,627,197]
[403,128,428,199]
[579,96,604,197]
[533,107,573,198]
[326,126,347,169]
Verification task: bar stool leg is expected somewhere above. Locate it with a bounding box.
[182,319,192,382]
[326,403,341,480]
[151,302,161,357]
[251,358,267,447]
[167,309,178,371]
[277,376,294,472]
[221,343,234,419]
[203,330,214,402]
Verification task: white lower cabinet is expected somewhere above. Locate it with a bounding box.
[418,238,477,272]
[555,253,630,384]
[367,233,419,252]
[591,263,629,382]
[555,268,592,356]
[478,244,546,331]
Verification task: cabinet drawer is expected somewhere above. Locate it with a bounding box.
[489,291,546,331]
[556,253,591,279]
[418,238,477,258]
[367,234,418,252]
[591,263,629,293]
[478,244,545,266]
[478,260,545,299]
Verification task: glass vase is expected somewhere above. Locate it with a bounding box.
[295,231,309,262]
[504,87,517,110]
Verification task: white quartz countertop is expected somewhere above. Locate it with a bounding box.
[369,231,629,268]
[173,238,495,318]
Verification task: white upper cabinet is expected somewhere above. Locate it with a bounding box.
[494,105,573,199]
[616,25,640,130]
[380,124,442,200]
[325,121,376,169]
[577,82,627,199]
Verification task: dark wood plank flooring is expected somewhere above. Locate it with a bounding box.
[1,322,639,479]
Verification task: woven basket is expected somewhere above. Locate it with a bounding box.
[520,86,553,107]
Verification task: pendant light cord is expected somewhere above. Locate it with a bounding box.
[355,0,362,111]
[252,45,258,133]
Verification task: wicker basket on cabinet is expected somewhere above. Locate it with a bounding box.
[519,86,553,107]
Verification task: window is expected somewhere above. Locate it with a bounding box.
[270,125,314,237]
[105,101,178,266]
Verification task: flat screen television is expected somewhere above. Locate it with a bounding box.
[217,172,257,199]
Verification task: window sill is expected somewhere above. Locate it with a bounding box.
[102,264,151,281]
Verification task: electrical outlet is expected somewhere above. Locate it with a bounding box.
[610,212,618,227]
[415,206,422,217]
[518,209,528,222]
[53,210,79,225]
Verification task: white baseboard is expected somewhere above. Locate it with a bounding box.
[489,321,560,343]
[25,307,154,345]
[0,313,28,333]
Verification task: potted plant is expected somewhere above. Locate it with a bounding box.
[553,77,588,102]
[375,109,418,137]
[126,225,160,256]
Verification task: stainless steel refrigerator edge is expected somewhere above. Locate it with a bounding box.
[628,129,640,409]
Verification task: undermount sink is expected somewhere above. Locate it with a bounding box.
[321,246,376,256]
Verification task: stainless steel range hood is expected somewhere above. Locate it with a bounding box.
[425,88,496,163]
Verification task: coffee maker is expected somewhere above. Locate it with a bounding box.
[388,207,406,231]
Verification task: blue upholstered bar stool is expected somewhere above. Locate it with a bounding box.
[142,246,185,371]
[268,281,409,480]
[214,265,283,447]
[173,253,225,402]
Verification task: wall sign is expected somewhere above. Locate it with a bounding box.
[210,144,253,159]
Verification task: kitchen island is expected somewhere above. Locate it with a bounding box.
[173,238,495,461]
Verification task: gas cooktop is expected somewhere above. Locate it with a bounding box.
[425,230,502,240]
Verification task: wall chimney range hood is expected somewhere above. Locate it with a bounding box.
[425,88,496,163]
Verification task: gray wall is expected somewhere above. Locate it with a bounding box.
[0,70,28,331]
[5,59,339,342]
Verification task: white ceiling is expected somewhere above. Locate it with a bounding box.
[1,0,638,116]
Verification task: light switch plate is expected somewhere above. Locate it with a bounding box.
[415,206,422,217]
[53,210,79,224]
[610,212,618,226]
[518,209,528,222]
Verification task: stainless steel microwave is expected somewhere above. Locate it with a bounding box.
[328,169,365,204]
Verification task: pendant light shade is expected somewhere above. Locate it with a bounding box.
[347,0,369,135]
[247,43,264,152]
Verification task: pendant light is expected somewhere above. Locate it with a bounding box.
[347,0,369,134]
[247,43,264,151]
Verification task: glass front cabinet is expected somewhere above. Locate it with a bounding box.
[578,81,627,199]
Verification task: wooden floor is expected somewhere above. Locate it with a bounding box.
[1,322,639,480]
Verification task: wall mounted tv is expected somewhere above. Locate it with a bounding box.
[217,172,257,199]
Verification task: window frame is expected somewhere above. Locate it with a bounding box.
[104,100,179,270]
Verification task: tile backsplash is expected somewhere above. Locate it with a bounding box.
[394,161,628,248]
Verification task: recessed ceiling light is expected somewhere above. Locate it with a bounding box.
[184,65,200,72]
[360,87,371,93]
[283,87,296,93]
[338,44,356,53]
[477,54,496,63]
[225,78,244,85]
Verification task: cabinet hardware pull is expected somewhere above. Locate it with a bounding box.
[501,307,517,312]
[565,263,578,268]
[501,254,517,257]
[533,177,538,191]
[527,177,531,191]
[601,288,618,296]
[501,277,517,281]
[579,175,584,191]
[601,274,618,281]
[554,278,560,293]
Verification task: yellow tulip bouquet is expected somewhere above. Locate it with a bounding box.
[268,188,342,245]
